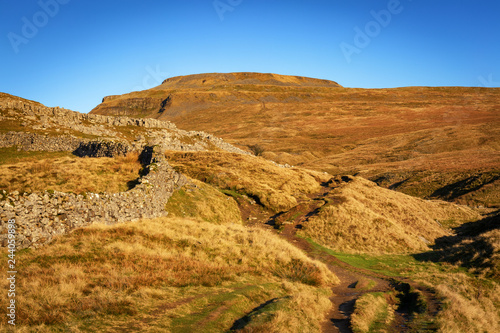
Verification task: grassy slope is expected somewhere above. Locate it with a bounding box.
[160,150,499,331]
[164,151,480,254]
[0,217,337,332]
[165,151,329,212]
[300,176,480,254]
[164,178,243,225]
[0,146,497,332]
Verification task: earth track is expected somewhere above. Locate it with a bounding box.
[233,177,442,332]
[270,180,442,333]
[279,220,443,333]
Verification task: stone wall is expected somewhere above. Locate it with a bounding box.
[0,95,251,249]
[0,148,187,249]
[0,132,85,152]
[73,140,131,158]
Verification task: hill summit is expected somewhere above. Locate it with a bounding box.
[158,72,343,88]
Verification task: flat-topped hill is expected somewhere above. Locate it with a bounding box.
[90,73,500,208]
[158,72,342,88]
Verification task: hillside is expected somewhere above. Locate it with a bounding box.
[2,89,499,332]
[91,73,500,208]
[164,151,479,254]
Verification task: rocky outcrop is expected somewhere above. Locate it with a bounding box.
[0,147,187,249]
[0,98,177,139]
[0,94,250,156]
[73,140,131,158]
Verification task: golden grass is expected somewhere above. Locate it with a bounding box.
[350,293,395,333]
[300,177,480,254]
[165,151,329,212]
[232,281,332,333]
[0,217,337,332]
[165,178,243,224]
[416,272,500,333]
[0,152,141,194]
[460,229,500,278]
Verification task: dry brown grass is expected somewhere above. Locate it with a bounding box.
[350,292,395,333]
[300,177,480,254]
[165,151,329,212]
[415,272,500,333]
[0,152,141,194]
[0,217,337,332]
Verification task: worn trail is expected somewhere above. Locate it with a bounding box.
[268,181,441,333]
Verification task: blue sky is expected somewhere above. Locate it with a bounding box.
[1,0,499,112]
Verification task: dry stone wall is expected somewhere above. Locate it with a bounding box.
[0,148,187,249]
[0,95,251,249]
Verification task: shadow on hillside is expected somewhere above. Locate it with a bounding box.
[429,173,499,201]
[230,296,291,331]
[413,211,499,277]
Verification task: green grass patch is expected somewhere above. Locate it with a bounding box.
[300,236,464,278]
[219,188,243,199]
[354,277,377,290]
[165,180,242,224]
[0,146,72,165]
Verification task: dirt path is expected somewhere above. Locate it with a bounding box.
[281,223,394,333]
[240,178,441,332]
[278,217,443,333]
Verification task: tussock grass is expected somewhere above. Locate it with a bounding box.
[233,282,332,333]
[0,217,337,332]
[165,151,329,212]
[432,274,500,333]
[0,152,141,194]
[446,229,500,279]
[415,212,500,280]
[301,177,480,253]
[351,292,395,333]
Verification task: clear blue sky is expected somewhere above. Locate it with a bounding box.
[1,0,499,112]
